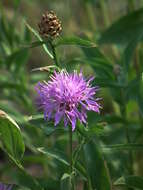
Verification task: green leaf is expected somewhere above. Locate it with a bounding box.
[5,49,29,69]
[60,173,71,190]
[0,110,25,161]
[22,40,50,49]
[37,147,69,166]
[99,8,143,44]
[0,13,13,46]
[82,46,111,64]
[25,21,53,59]
[83,140,112,190]
[81,45,116,82]
[69,57,114,79]
[126,77,140,100]
[93,77,125,88]
[101,114,126,124]
[55,36,97,47]
[13,165,43,190]
[114,176,143,189]
[77,123,104,139]
[102,143,143,152]
[122,33,143,72]
[1,143,43,190]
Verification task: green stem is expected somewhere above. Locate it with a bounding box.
[121,89,134,190]
[84,1,96,31]
[69,125,73,174]
[49,41,58,67]
[100,0,119,59]
[69,126,75,190]
[100,0,110,28]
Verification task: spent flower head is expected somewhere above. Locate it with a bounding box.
[38,10,62,39]
[35,70,101,131]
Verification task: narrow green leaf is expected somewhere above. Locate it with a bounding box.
[99,8,143,44]
[7,154,43,190]
[25,21,53,59]
[93,77,125,88]
[4,49,28,68]
[102,143,143,152]
[69,57,114,79]
[82,46,111,64]
[60,173,71,190]
[81,45,115,81]
[114,176,143,189]
[77,123,104,138]
[22,41,46,49]
[55,36,97,47]
[0,110,25,161]
[83,140,112,190]
[37,147,69,166]
[0,143,43,190]
[122,33,143,72]
[14,166,43,190]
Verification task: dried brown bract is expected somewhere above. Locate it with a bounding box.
[38,11,62,39]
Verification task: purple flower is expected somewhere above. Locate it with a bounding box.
[35,70,101,131]
[0,183,12,190]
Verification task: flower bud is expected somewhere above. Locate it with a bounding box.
[38,11,62,39]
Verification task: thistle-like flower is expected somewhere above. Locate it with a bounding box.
[38,10,62,38]
[35,71,101,131]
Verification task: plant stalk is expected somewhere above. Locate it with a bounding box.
[69,125,73,174]
[100,0,119,59]
[100,0,110,27]
[49,41,58,67]
[84,1,96,31]
[69,125,74,190]
[121,89,134,190]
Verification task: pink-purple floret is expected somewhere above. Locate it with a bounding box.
[35,71,101,131]
[0,183,12,190]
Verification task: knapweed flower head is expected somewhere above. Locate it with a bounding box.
[38,10,62,38]
[35,70,101,131]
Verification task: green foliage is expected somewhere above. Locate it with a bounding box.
[0,110,25,161]
[83,140,112,190]
[114,176,143,189]
[99,8,143,44]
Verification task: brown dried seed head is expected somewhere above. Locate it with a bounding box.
[38,11,62,39]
